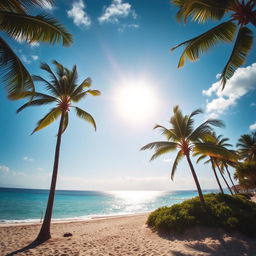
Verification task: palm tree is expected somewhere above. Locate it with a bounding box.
[194,133,237,194]
[141,105,224,206]
[17,60,100,241]
[0,0,72,98]
[171,0,255,88]
[237,132,256,161]
[196,154,224,194]
[234,161,256,190]
[218,158,239,194]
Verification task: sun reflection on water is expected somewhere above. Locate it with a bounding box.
[107,191,166,213]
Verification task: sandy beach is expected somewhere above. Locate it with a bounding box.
[1,214,256,256]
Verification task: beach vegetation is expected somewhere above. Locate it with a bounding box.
[147,193,256,236]
[234,161,256,191]
[171,0,255,88]
[17,60,100,241]
[0,0,72,98]
[141,105,224,207]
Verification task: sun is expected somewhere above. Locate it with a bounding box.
[113,78,159,123]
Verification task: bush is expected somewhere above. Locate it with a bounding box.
[147,193,256,236]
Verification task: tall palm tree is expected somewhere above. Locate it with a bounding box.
[17,61,100,241]
[215,159,234,194]
[194,133,237,194]
[218,158,239,193]
[0,0,72,98]
[237,132,256,161]
[196,154,224,194]
[141,105,224,206]
[171,0,255,88]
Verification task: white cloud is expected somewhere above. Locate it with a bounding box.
[37,168,44,171]
[249,123,256,130]
[118,23,139,32]
[203,63,256,117]
[23,156,34,162]
[67,0,91,28]
[98,0,137,24]
[31,55,39,61]
[21,55,31,64]
[0,165,10,173]
[21,54,39,64]
[251,102,256,107]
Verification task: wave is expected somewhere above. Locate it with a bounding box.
[0,211,149,224]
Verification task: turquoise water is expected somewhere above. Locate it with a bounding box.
[0,187,217,223]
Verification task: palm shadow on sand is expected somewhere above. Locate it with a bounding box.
[5,240,44,256]
[159,227,256,256]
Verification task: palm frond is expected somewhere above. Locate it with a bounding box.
[174,0,229,23]
[40,62,61,92]
[171,150,184,180]
[74,107,96,131]
[71,78,92,98]
[52,60,65,80]
[17,98,56,113]
[193,142,237,162]
[79,77,92,88]
[140,141,178,151]
[154,124,179,141]
[185,108,203,137]
[0,0,54,12]
[0,36,34,97]
[71,91,87,102]
[170,105,188,138]
[171,21,236,68]
[220,26,253,88]
[32,75,58,96]
[32,107,61,134]
[0,11,72,46]
[189,119,224,141]
[0,0,26,13]
[86,90,101,96]
[195,154,207,164]
[150,146,177,161]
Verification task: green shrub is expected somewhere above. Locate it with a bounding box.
[147,193,256,236]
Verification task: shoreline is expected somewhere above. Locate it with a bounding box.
[1,213,256,256]
[0,212,149,227]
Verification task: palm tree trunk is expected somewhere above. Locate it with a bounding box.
[185,154,206,207]
[215,161,233,195]
[36,113,65,241]
[225,165,238,194]
[210,158,224,194]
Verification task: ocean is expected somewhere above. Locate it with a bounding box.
[0,187,218,223]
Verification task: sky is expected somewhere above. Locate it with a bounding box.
[0,0,256,191]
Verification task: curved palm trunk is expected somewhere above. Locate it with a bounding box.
[36,113,65,241]
[210,158,224,194]
[215,161,233,195]
[225,165,238,194]
[185,154,206,207]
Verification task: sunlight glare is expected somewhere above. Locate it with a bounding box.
[113,79,159,123]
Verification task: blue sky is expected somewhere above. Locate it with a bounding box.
[0,0,256,191]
